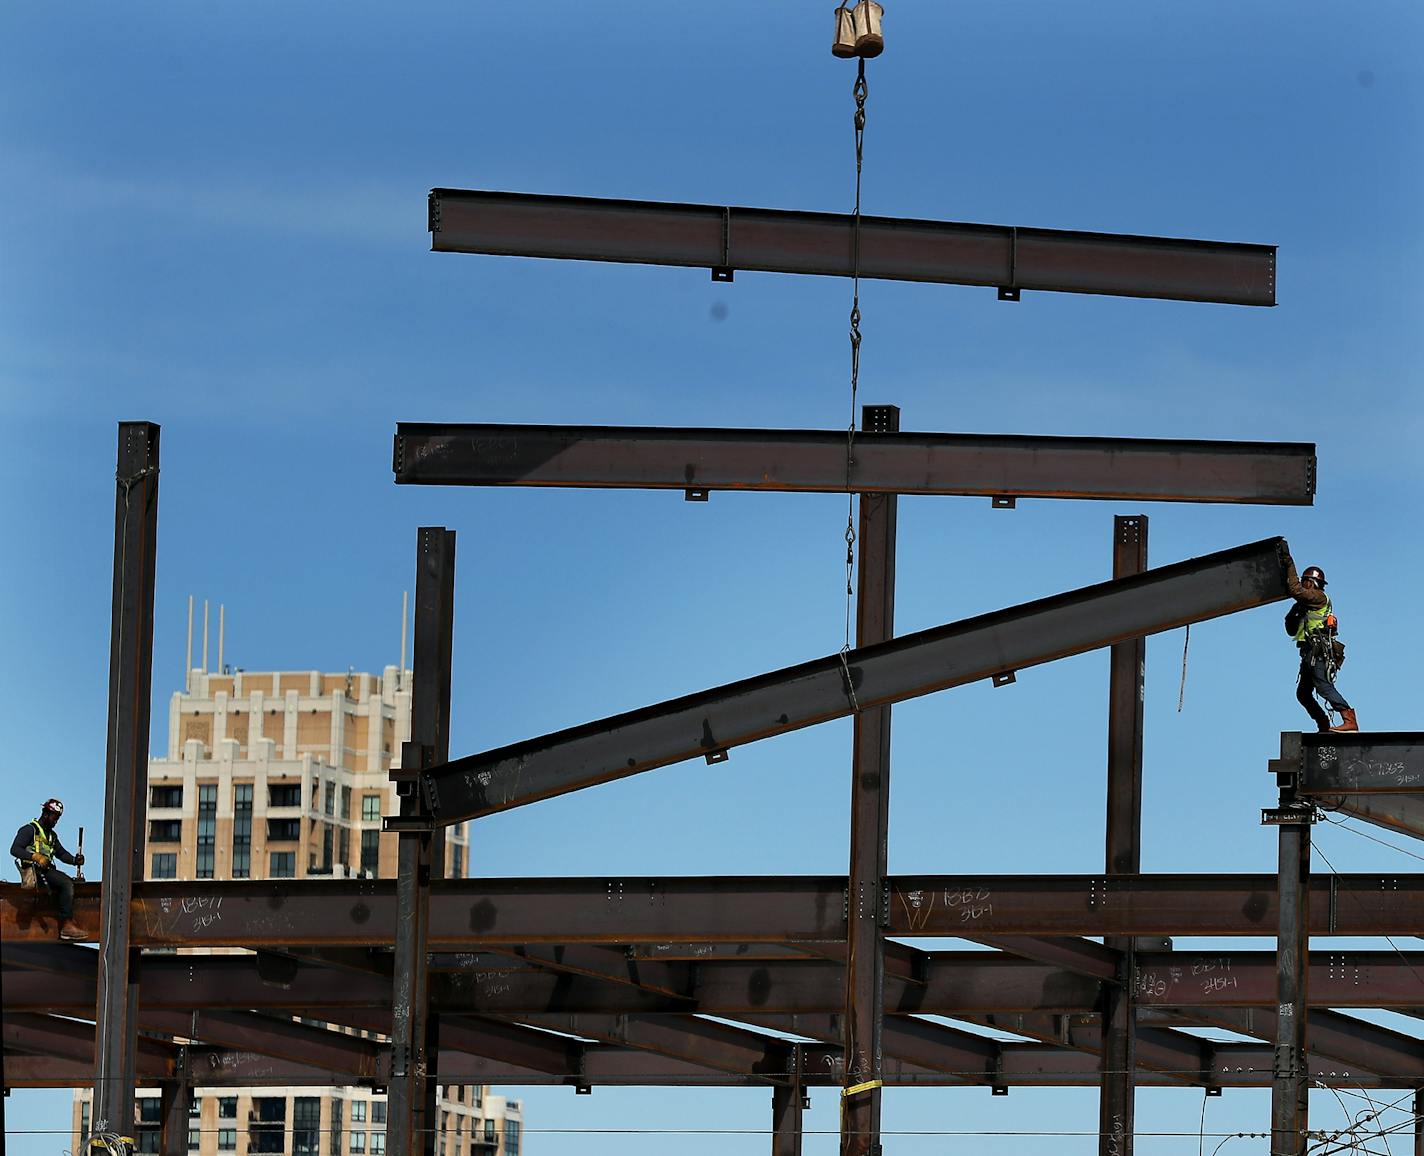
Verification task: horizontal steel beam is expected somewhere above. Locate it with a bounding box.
[9,950,1423,1017]
[392,423,1315,505]
[428,189,1277,306]
[1296,732,1424,794]
[418,537,1291,824]
[6,870,1424,946]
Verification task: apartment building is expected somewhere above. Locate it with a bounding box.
[72,666,522,1156]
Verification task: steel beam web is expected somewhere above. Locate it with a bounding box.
[392,422,1316,505]
[427,189,1277,306]
[415,537,1291,826]
[94,421,161,1136]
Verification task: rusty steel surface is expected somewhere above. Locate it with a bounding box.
[417,537,1292,825]
[1298,732,1424,793]
[393,422,1316,504]
[6,871,1424,944]
[11,947,1423,1016]
[428,189,1278,305]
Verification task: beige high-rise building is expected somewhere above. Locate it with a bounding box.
[72,665,523,1156]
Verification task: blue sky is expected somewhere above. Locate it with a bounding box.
[3,2,1422,1152]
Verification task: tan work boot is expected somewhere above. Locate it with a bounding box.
[1329,708,1359,733]
[58,920,89,941]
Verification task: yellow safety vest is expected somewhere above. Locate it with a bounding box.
[25,820,56,861]
[1293,596,1333,643]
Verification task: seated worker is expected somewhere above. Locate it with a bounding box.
[10,797,88,940]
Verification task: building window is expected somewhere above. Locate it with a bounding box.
[218,1129,237,1151]
[150,785,183,809]
[483,1121,495,1144]
[293,1097,320,1156]
[151,853,178,880]
[196,783,217,879]
[249,1097,286,1155]
[360,830,380,875]
[81,1102,91,1143]
[371,1104,386,1125]
[189,1097,203,1118]
[361,795,383,822]
[269,783,302,808]
[351,1103,366,1124]
[149,819,182,843]
[266,818,301,842]
[269,851,296,878]
[370,1135,385,1156]
[350,1132,366,1154]
[188,1128,200,1150]
[504,1121,520,1156]
[219,1098,237,1119]
[324,782,336,816]
[322,825,334,872]
[452,844,463,878]
[233,783,253,879]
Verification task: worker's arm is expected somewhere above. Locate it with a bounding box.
[49,837,78,867]
[9,825,32,862]
[1283,557,1328,608]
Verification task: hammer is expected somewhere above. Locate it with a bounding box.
[75,826,85,883]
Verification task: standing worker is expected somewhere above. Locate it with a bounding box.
[1285,559,1359,733]
[10,798,89,940]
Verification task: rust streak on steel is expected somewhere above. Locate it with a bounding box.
[392,423,1315,505]
[428,189,1278,306]
[418,537,1293,825]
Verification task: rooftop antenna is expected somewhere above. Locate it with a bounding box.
[185,595,194,693]
[201,600,209,673]
[218,603,225,675]
[399,590,409,691]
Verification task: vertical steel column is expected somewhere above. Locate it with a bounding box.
[1100,515,1147,1156]
[771,1045,805,1156]
[389,527,456,1156]
[159,1080,189,1156]
[1270,800,1311,1155]
[94,422,160,1141]
[841,405,899,1156]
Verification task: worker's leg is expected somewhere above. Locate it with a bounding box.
[39,866,74,921]
[1296,659,1331,730]
[1308,654,1351,713]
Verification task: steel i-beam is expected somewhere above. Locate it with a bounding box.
[1270,796,1312,1155]
[388,527,456,1156]
[427,189,1277,306]
[1101,515,1147,1156]
[94,421,161,1136]
[392,422,1316,506]
[772,1045,805,1156]
[405,537,1291,827]
[842,405,898,1156]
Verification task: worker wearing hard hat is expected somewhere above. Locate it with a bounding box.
[1284,560,1358,733]
[10,798,89,940]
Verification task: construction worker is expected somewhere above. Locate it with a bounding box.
[1285,560,1358,733]
[10,798,88,940]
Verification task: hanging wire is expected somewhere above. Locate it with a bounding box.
[838,58,869,712]
[1176,624,1191,712]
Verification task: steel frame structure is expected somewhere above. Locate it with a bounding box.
[6,199,1423,1156]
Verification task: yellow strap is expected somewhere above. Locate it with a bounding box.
[842,1078,883,1097]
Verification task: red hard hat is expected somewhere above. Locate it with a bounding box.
[1301,566,1327,587]
[41,798,64,816]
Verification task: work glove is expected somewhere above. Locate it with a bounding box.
[32,853,51,869]
[75,854,85,867]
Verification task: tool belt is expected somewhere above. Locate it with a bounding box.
[1301,632,1346,671]
[18,862,39,889]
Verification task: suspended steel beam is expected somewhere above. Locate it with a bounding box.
[427,189,1278,306]
[13,951,1424,1019]
[392,422,1316,506]
[1289,732,1424,794]
[409,537,1292,827]
[8,871,1424,945]
[94,421,161,1135]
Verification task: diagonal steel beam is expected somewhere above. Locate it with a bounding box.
[427,189,1277,305]
[392,423,1315,505]
[968,937,1121,981]
[412,537,1291,826]
[519,1013,793,1079]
